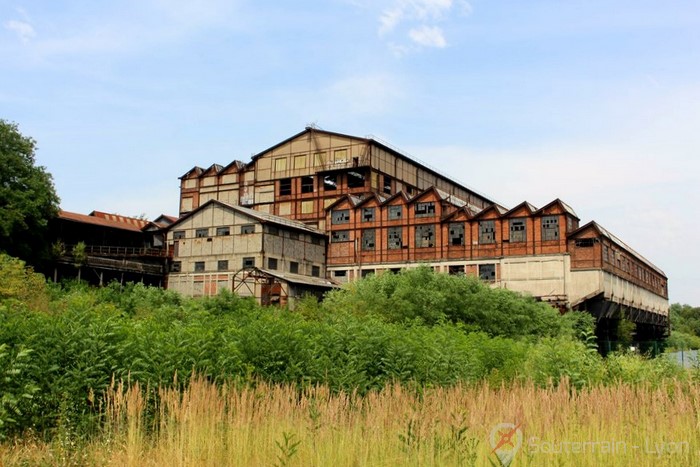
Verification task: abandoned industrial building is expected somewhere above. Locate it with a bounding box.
[169,126,669,340]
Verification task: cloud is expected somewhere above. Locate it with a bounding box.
[4,20,36,43]
[376,0,470,52]
[409,25,446,47]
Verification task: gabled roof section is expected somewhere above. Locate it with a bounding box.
[441,206,473,222]
[569,221,666,277]
[200,164,223,177]
[58,210,145,233]
[535,199,579,219]
[179,166,204,180]
[354,192,385,209]
[472,203,509,220]
[168,200,325,237]
[324,194,363,212]
[503,201,538,218]
[221,160,246,174]
[247,127,496,205]
[383,190,411,205]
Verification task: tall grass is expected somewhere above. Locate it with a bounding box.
[2,375,698,466]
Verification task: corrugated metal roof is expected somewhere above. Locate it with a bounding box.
[259,268,340,288]
[58,210,145,232]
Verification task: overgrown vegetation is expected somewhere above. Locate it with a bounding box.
[0,254,690,446]
[667,303,700,350]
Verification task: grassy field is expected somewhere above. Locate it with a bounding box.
[2,375,698,466]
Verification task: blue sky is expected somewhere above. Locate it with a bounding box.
[2,0,699,304]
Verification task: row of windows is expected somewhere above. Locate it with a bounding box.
[173,224,256,239]
[278,171,369,197]
[273,150,349,173]
[172,258,321,277]
[603,244,665,290]
[331,264,497,282]
[331,217,561,248]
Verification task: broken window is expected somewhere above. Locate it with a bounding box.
[312,265,321,277]
[541,216,559,241]
[575,238,596,248]
[509,218,526,243]
[479,264,496,281]
[362,229,376,251]
[478,220,495,244]
[194,261,205,272]
[362,207,375,222]
[216,226,230,236]
[603,245,609,262]
[241,224,255,234]
[415,202,436,218]
[333,270,347,277]
[195,228,209,238]
[361,269,375,278]
[279,178,292,196]
[383,175,392,195]
[347,170,366,189]
[388,205,402,220]
[388,227,402,249]
[171,261,181,272]
[242,257,255,268]
[449,223,465,246]
[415,224,435,248]
[331,209,350,224]
[217,260,228,271]
[323,174,337,190]
[268,257,278,270]
[173,230,185,240]
[448,265,465,275]
[290,261,299,274]
[301,176,314,194]
[331,230,350,242]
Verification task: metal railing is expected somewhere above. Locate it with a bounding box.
[67,244,172,258]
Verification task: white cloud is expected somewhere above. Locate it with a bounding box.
[324,73,406,116]
[4,20,35,43]
[376,0,469,52]
[409,25,447,47]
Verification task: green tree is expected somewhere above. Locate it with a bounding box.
[0,120,60,265]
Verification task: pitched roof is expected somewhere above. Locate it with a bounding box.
[570,221,666,277]
[168,200,325,237]
[259,268,339,288]
[535,199,579,219]
[58,210,145,233]
[503,201,538,217]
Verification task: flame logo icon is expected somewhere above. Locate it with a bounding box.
[489,422,523,466]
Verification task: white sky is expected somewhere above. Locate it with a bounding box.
[2,0,699,304]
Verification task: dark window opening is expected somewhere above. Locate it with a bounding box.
[323,174,337,190]
[331,230,350,242]
[311,265,320,277]
[479,220,495,244]
[509,219,526,243]
[301,176,314,194]
[383,175,392,195]
[415,224,435,248]
[289,231,299,240]
[331,209,350,224]
[449,223,465,246]
[241,224,255,234]
[173,230,185,240]
[479,264,496,282]
[415,202,436,217]
[362,207,375,222]
[217,260,228,271]
[388,227,402,249]
[266,225,278,235]
[449,265,465,275]
[333,270,347,277]
[347,170,366,189]
[242,257,255,268]
[195,228,209,238]
[311,236,322,245]
[216,226,230,236]
[268,257,278,270]
[362,229,376,251]
[171,261,181,272]
[194,261,205,272]
[542,216,559,241]
[361,269,375,278]
[388,205,402,220]
[575,238,596,248]
[279,178,292,196]
[290,261,299,274]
